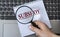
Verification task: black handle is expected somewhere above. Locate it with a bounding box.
[31,22,40,29]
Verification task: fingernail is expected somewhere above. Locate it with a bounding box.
[29,25,32,29]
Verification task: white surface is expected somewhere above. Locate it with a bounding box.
[4,24,20,37]
[0,20,21,37]
[3,20,21,37]
[0,20,3,37]
[0,20,60,37]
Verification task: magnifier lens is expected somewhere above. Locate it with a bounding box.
[16,6,40,29]
[16,6,34,24]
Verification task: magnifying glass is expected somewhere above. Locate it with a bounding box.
[16,6,40,29]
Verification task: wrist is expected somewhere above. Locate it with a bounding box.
[52,33,60,37]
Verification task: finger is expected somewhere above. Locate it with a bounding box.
[34,20,48,30]
[29,25,41,34]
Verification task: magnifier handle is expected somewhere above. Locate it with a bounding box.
[31,22,40,29]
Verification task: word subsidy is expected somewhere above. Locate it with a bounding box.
[18,9,39,20]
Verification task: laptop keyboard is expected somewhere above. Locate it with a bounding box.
[0,0,59,20]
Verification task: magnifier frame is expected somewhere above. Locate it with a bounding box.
[16,6,34,24]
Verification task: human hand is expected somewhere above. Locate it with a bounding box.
[29,21,60,37]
